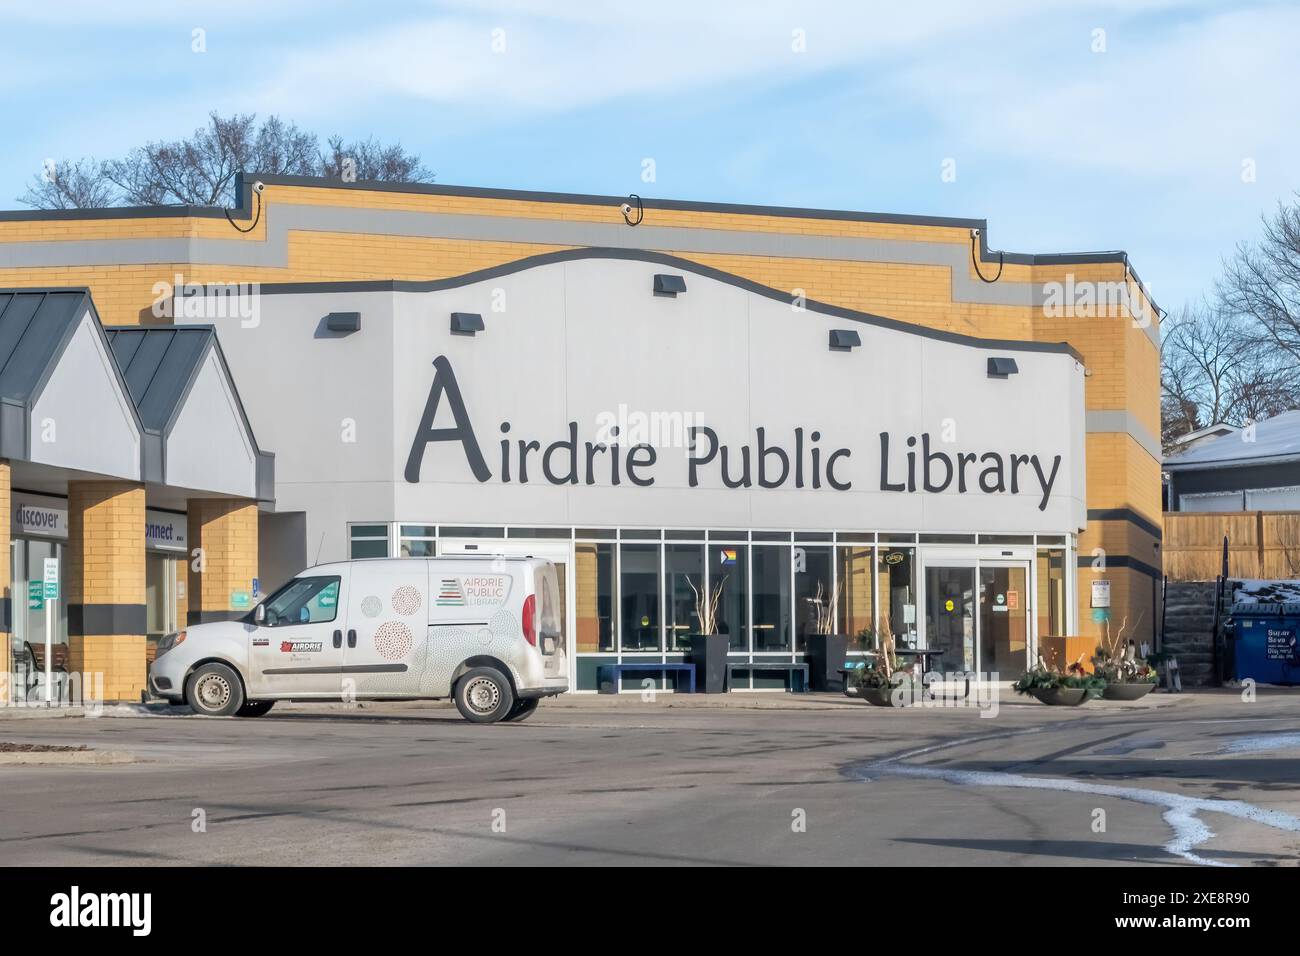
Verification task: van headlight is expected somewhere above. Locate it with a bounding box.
[156,630,187,656]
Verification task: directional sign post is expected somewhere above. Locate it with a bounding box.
[43,558,59,704]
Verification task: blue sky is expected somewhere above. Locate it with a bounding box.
[2,0,1297,312]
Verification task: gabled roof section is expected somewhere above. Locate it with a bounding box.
[0,289,92,403]
[1165,409,1300,469]
[105,325,217,434]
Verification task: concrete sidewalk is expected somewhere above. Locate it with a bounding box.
[0,684,1267,721]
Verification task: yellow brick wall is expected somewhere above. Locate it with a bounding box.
[0,180,1163,640]
[187,500,259,618]
[66,481,146,701]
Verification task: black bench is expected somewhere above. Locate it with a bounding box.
[597,662,696,694]
[726,662,809,692]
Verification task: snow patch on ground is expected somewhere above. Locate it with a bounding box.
[1232,579,1300,605]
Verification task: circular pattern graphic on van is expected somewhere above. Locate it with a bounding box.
[373,621,413,660]
[360,595,382,618]
[392,585,422,616]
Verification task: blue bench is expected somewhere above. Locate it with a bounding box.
[597,662,697,694]
[726,662,809,693]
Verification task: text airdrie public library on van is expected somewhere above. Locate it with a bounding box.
[0,175,1162,697]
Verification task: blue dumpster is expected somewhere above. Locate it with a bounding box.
[1227,603,1300,686]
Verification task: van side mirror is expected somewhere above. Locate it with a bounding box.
[254,604,266,625]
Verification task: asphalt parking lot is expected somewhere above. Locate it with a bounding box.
[1,690,1298,866]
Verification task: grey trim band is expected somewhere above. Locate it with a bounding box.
[187,610,249,625]
[1100,555,1163,580]
[261,663,409,676]
[1087,508,1163,540]
[0,196,1161,346]
[68,603,147,636]
[269,247,1087,361]
[1085,410,1162,462]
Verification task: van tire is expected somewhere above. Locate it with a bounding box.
[185,662,245,718]
[502,698,540,722]
[454,667,515,723]
[236,700,276,718]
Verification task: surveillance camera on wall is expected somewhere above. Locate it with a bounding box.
[252,180,266,194]
[619,202,633,217]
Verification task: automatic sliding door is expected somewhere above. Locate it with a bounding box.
[979,564,1029,678]
[923,565,975,672]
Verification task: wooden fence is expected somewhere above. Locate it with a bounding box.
[1162,511,1300,581]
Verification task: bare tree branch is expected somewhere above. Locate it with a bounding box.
[18,158,115,210]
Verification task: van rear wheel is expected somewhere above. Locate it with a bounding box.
[454,667,514,723]
[502,698,540,722]
[185,662,245,717]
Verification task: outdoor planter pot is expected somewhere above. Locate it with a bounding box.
[1102,682,1155,701]
[1027,686,1090,707]
[805,633,849,692]
[860,677,918,708]
[688,633,729,694]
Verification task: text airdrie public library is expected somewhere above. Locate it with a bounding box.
[405,356,1062,510]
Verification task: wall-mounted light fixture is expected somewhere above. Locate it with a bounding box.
[828,329,861,352]
[325,312,361,333]
[987,356,1019,378]
[653,274,687,297]
[450,312,485,336]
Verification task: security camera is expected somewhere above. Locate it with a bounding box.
[619,202,633,217]
[252,180,266,194]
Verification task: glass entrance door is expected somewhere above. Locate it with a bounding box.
[924,566,976,672]
[12,538,67,701]
[922,556,1033,677]
[979,563,1030,678]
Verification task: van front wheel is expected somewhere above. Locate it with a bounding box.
[454,667,515,723]
[185,662,245,717]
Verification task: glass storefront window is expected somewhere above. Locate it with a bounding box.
[708,544,748,652]
[1036,548,1066,637]
[794,545,833,652]
[877,546,918,648]
[349,524,389,558]
[575,542,615,652]
[837,545,875,650]
[619,544,661,651]
[666,544,703,651]
[11,539,68,701]
[399,525,436,557]
[752,545,791,651]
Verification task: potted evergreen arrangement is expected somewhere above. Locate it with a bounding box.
[1013,655,1106,706]
[804,581,848,691]
[686,576,729,694]
[1094,615,1157,701]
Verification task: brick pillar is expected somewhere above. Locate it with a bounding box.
[187,499,258,624]
[67,481,146,702]
[0,461,10,705]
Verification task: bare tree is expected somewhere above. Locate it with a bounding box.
[102,113,319,206]
[1221,196,1300,364]
[320,135,433,183]
[18,112,435,210]
[19,159,116,210]
[1160,300,1300,451]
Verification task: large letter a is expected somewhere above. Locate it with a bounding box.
[404,355,492,483]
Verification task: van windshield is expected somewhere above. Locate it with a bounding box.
[261,576,341,626]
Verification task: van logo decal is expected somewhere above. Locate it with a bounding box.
[280,640,323,653]
[437,578,465,607]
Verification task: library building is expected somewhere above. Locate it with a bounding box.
[0,175,1162,696]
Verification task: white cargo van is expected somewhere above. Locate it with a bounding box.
[149,556,568,723]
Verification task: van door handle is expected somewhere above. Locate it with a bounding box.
[332,629,342,648]
[347,629,357,648]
